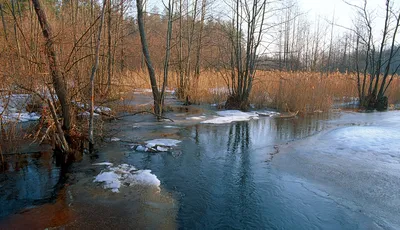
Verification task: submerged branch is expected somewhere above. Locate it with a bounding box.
[114,111,174,122]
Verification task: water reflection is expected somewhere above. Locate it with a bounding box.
[0,152,63,218]
[227,122,250,154]
[156,116,372,229]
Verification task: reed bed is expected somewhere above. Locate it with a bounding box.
[119,70,399,113]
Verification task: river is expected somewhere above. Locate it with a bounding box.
[1,106,399,229]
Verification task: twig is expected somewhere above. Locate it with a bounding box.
[39,122,55,145]
[114,110,174,122]
[47,99,69,152]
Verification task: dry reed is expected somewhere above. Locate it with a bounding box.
[117,70,399,113]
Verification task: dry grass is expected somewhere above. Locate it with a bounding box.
[104,70,400,113]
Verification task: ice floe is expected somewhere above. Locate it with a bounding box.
[130,138,182,153]
[93,163,160,193]
[133,145,149,152]
[110,137,121,142]
[145,139,181,148]
[73,101,112,113]
[255,111,280,117]
[201,110,259,124]
[93,162,114,166]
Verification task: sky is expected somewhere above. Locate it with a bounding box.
[299,0,384,27]
[146,0,391,27]
[144,0,399,45]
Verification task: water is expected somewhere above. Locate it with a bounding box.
[1,110,400,229]
[0,151,64,218]
[120,113,380,229]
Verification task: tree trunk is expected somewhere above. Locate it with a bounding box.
[136,0,162,116]
[106,0,112,95]
[194,0,206,79]
[32,0,72,135]
[0,4,8,41]
[89,0,107,152]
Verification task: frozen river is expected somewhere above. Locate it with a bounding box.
[1,110,399,229]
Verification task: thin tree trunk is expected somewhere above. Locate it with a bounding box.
[120,0,124,72]
[106,0,112,95]
[32,0,72,135]
[136,0,162,116]
[161,0,174,101]
[48,99,69,153]
[89,0,107,152]
[0,4,8,41]
[194,0,206,79]
[178,0,184,98]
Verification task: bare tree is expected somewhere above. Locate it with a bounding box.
[349,0,400,110]
[136,0,174,117]
[194,0,206,79]
[89,0,107,152]
[32,0,72,140]
[225,0,268,110]
[0,4,8,41]
[106,0,113,95]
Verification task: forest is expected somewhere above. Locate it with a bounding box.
[0,0,398,155]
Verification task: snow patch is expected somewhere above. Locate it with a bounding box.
[133,145,149,152]
[256,111,280,117]
[93,164,160,193]
[164,125,179,129]
[202,110,259,124]
[93,162,114,166]
[156,146,169,152]
[78,111,100,117]
[145,139,181,148]
[110,137,121,142]
[73,101,111,114]
[94,171,121,193]
[130,139,181,153]
[2,112,41,123]
[186,116,206,120]
[0,94,41,123]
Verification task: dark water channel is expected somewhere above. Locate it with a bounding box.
[1,109,400,229]
[0,150,64,218]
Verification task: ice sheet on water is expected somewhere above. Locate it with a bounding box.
[164,125,179,129]
[201,110,259,124]
[317,126,400,164]
[145,139,181,148]
[256,110,280,117]
[1,94,41,123]
[186,116,206,120]
[93,164,160,193]
[2,112,41,123]
[93,162,114,166]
